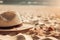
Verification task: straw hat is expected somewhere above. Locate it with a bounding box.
[0,11,22,27]
[0,11,34,31]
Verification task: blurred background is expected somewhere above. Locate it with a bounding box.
[0,0,60,18]
[0,0,59,6]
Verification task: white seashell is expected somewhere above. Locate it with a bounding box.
[0,35,16,40]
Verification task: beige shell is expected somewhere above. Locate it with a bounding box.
[16,33,33,40]
[42,37,58,40]
[0,11,22,27]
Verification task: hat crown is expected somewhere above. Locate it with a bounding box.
[0,11,22,27]
[0,11,16,21]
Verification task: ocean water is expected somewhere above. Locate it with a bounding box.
[0,0,58,6]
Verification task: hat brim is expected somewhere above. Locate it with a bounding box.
[0,24,34,32]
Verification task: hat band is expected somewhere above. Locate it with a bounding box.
[0,24,22,29]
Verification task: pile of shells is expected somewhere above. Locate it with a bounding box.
[20,15,60,40]
[0,12,60,40]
